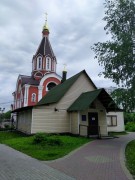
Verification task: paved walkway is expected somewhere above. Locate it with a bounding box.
[0,144,75,180]
[0,133,134,180]
[46,133,135,180]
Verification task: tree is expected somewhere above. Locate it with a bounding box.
[3,110,11,120]
[92,0,135,111]
[111,88,135,112]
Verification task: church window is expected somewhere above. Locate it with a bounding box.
[31,93,36,102]
[47,82,56,91]
[46,57,51,71]
[32,61,35,70]
[37,56,42,70]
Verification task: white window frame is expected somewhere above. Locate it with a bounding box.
[37,56,42,70]
[107,115,117,126]
[32,60,35,70]
[52,61,56,72]
[46,57,51,71]
[31,93,36,102]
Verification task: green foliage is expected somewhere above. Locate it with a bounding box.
[125,140,135,177]
[124,112,135,124]
[0,131,26,143]
[4,124,10,129]
[0,132,91,160]
[33,133,48,144]
[92,0,135,111]
[125,122,135,132]
[111,89,135,112]
[3,111,11,120]
[33,133,63,146]
[46,137,63,146]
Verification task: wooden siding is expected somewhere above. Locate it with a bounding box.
[17,109,32,134]
[71,112,78,134]
[79,110,88,136]
[31,73,96,134]
[56,73,95,110]
[31,106,70,134]
[80,126,88,136]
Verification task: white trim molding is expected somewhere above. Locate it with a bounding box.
[40,73,61,86]
[37,56,42,70]
[38,85,44,101]
[24,85,30,107]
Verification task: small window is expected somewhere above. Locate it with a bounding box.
[107,115,117,126]
[46,57,51,71]
[52,61,56,72]
[37,56,42,70]
[32,60,35,70]
[82,115,86,121]
[31,93,36,102]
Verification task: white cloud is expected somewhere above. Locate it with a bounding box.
[0,0,116,111]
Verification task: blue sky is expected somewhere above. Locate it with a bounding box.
[0,0,116,111]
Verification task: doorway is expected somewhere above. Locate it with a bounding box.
[88,112,98,135]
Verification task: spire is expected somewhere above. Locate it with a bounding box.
[42,12,49,36]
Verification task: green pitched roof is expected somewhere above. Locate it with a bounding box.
[67,88,119,112]
[37,70,88,106]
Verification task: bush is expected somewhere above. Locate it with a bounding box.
[33,133,63,146]
[33,133,47,144]
[4,124,10,129]
[125,122,135,132]
[124,113,135,124]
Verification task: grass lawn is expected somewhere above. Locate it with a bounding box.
[0,131,91,161]
[125,140,135,178]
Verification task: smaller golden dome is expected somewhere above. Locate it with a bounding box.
[43,24,49,31]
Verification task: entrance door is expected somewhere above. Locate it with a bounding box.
[88,112,98,135]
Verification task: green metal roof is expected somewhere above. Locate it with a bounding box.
[67,88,119,112]
[37,70,90,106]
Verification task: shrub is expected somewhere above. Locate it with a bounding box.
[4,124,10,129]
[124,113,135,124]
[33,133,63,146]
[33,133,47,144]
[125,122,135,132]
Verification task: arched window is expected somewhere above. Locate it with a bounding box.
[32,60,35,70]
[31,93,36,102]
[52,61,56,72]
[47,82,56,91]
[37,56,42,70]
[46,57,51,71]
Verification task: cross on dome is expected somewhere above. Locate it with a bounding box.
[45,12,48,24]
[43,12,49,33]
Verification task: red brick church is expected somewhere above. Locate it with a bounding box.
[12,18,62,110]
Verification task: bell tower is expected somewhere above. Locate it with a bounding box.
[32,13,57,80]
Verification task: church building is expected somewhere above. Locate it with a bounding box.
[12,16,124,136]
[12,18,61,110]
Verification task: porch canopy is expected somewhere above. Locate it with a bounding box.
[67,88,119,112]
